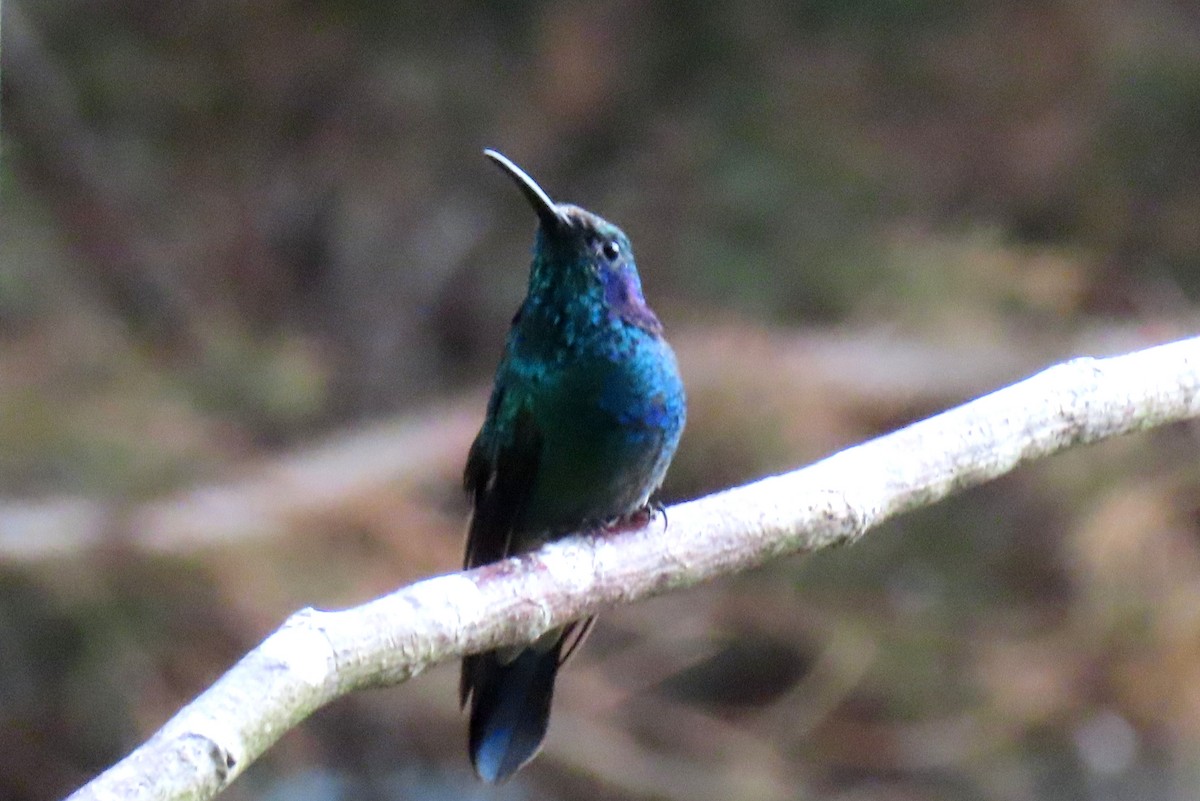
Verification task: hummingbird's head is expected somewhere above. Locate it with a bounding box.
[484,149,662,335]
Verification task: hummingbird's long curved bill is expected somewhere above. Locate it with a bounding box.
[484,149,569,231]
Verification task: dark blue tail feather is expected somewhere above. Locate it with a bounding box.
[466,644,562,783]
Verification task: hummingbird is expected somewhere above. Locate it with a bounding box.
[461,150,686,782]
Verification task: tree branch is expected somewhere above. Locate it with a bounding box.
[66,335,1200,801]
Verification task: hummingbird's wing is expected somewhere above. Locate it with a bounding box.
[462,385,543,570]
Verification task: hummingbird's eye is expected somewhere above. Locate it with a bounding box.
[601,240,620,261]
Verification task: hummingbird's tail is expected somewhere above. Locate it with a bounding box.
[462,637,564,783]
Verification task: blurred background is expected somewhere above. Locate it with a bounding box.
[5,1,1200,799]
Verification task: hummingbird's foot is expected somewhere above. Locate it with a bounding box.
[652,500,669,530]
[599,502,663,535]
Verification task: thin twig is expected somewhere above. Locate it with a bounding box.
[66,335,1200,801]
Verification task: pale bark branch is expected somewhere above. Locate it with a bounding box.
[66,335,1200,801]
[0,323,1152,561]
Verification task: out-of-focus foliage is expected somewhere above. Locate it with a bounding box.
[4,1,1200,799]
